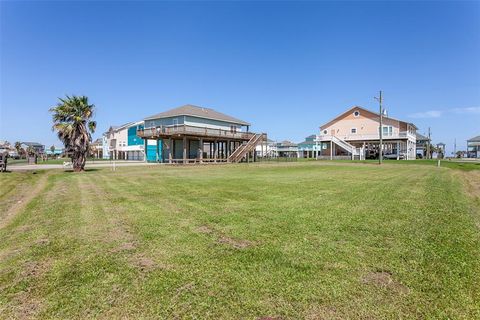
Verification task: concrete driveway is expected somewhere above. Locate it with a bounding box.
[7,161,156,171]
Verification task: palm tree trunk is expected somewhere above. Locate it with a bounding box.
[73,151,86,172]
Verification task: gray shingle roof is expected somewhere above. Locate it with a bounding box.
[277,140,297,147]
[468,135,480,142]
[144,104,250,126]
[22,142,44,147]
[416,133,429,141]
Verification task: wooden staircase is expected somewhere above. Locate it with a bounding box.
[228,133,266,163]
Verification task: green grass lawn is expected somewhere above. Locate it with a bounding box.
[0,162,479,319]
[341,158,480,171]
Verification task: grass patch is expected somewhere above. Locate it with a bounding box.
[0,162,479,318]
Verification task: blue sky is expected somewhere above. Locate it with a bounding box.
[1,1,479,153]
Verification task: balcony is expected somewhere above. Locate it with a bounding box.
[317,131,416,142]
[137,124,256,141]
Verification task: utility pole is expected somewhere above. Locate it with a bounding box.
[375,91,383,165]
[454,138,457,157]
[427,127,431,159]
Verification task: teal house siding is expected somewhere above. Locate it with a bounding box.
[174,140,183,159]
[189,140,199,158]
[144,139,163,162]
[128,125,144,146]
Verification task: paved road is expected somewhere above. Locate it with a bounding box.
[7,161,156,171]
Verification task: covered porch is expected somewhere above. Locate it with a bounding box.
[319,139,415,160]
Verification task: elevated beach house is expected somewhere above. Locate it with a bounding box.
[415,133,431,159]
[317,106,417,160]
[275,140,299,158]
[298,134,321,158]
[137,104,266,163]
[467,135,480,158]
[103,121,157,161]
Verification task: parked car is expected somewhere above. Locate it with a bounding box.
[8,151,20,159]
[366,150,378,159]
[383,152,405,160]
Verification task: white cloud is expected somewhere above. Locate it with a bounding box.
[451,107,480,114]
[409,107,480,119]
[408,110,443,118]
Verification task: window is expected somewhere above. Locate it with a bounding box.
[354,111,360,117]
[351,128,357,134]
[380,126,393,136]
[323,130,327,134]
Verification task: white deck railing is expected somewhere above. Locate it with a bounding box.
[138,124,255,140]
[317,131,416,142]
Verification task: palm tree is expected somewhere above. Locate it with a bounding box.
[14,141,21,153]
[50,145,56,159]
[26,145,36,156]
[14,141,22,158]
[50,95,96,172]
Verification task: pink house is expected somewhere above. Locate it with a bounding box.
[317,106,417,160]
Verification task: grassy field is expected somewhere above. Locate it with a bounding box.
[340,158,480,171]
[0,162,479,319]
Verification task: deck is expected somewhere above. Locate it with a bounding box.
[137,125,255,141]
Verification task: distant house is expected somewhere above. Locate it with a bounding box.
[275,140,298,158]
[21,142,45,155]
[436,142,446,159]
[317,106,417,160]
[297,134,321,158]
[103,121,151,161]
[138,104,266,163]
[255,138,276,158]
[90,138,103,158]
[467,135,480,158]
[45,146,64,156]
[415,133,431,159]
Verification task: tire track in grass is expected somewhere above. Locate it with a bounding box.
[0,172,50,230]
[455,170,480,229]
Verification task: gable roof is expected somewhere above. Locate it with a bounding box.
[468,135,480,142]
[416,133,430,141]
[298,134,317,145]
[319,106,417,130]
[277,140,297,147]
[144,104,250,126]
[298,140,315,146]
[22,142,44,147]
[105,121,143,134]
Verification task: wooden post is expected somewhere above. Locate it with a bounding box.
[214,140,218,162]
[183,137,187,164]
[168,138,172,164]
[330,140,333,160]
[156,139,160,162]
[144,139,148,162]
[199,138,203,163]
